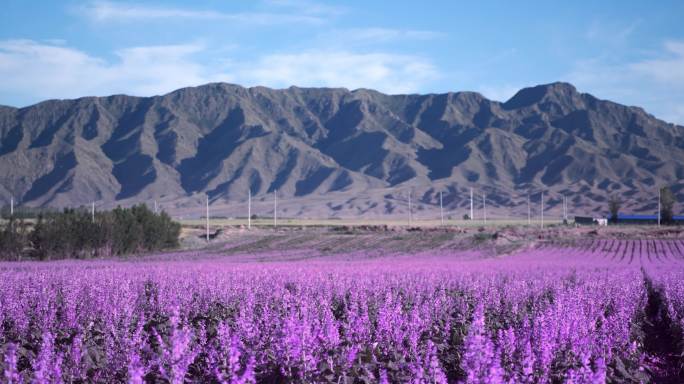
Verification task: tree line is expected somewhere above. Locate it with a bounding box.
[0,205,181,261]
[609,186,677,224]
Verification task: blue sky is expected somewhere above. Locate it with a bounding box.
[1,1,684,123]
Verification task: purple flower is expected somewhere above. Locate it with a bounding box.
[379,368,389,384]
[4,343,22,384]
[32,331,62,384]
[460,305,504,384]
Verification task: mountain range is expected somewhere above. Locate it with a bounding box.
[0,82,682,219]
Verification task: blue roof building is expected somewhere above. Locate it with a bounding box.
[606,214,684,224]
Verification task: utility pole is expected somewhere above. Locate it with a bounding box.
[483,192,487,225]
[527,193,531,225]
[658,188,661,227]
[408,190,412,226]
[206,195,210,242]
[154,200,158,214]
[439,191,444,226]
[248,189,251,229]
[470,188,474,221]
[540,191,544,229]
[274,189,277,228]
[563,195,567,223]
[91,201,95,223]
[10,196,13,217]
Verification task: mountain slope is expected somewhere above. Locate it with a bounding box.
[0,82,682,218]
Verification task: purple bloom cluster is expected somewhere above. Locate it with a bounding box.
[0,240,682,383]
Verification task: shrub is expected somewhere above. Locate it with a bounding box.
[660,187,675,224]
[608,194,621,223]
[1,204,180,260]
[0,217,27,260]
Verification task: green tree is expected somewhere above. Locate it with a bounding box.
[660,186,675,224]
[0,217,27,260]
[608,194,621,224]
[22,204,180,260]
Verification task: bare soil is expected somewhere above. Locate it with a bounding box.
[180,223,684,257]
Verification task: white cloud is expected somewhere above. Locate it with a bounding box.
[565,40,684,125]
[337,28,443,44]
[584,19,641,45]
[663,104,684,126]
[263,0,346,17]
[629,40,684,85]
[84,1,224,20]
[306,28,444,55]
[109,44,216,95]
[0,40,219,102]
[80,0,326,25]
[0,39,106,98]
[230,51,438,94]
[0,40,438,106]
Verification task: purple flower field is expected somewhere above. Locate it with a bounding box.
[1,240,684,383]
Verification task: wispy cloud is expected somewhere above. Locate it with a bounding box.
[584,19,641,45]
[333,28,444,45]
[305,27,444,55]
[0,40,219,102]
[0,40,438,106]
[229,51,438,94]
[565,39,684,124]
[80,0,328,25]
[630,40,684,85]
[263,0,346,17]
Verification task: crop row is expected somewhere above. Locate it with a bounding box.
[0,242,683,383]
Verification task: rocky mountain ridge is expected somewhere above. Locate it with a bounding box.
[0,82,682,218]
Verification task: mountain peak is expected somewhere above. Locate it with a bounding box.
[503,82,581,110]
[168,82,246,94]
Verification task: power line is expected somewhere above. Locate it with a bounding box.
[439,190,444,226]
[658,187,661,227]
[408,190,412,226]
[482,192,487,225]
[274,189,277,228]
[540,190,544,229]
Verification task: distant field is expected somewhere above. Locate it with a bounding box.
[1,216,567,228]
[178,217,568,228]
[175,222,684,260]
